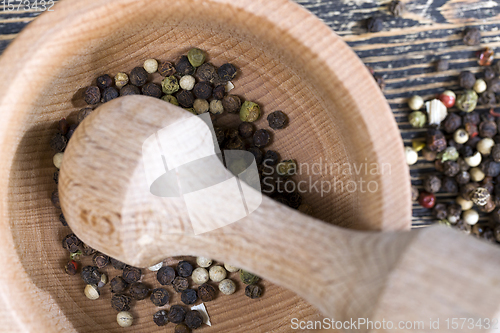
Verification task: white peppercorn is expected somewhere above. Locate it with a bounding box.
[53,152,64,169]
[117,311,133,327]
[209,265,227,282]
[470,167,485,182]
[196,257,212,268]
[408,95,424,111]
[192,267,209,285]
[456,196,474,211]
[405,147,418,165]
[477,138,495,155]
[473,78,487,94]
[143,59,158,74]
[148,262,163,272]
[84,284,100,300]
[193,99,209,114]
[114,72,129,89]
[224,263,239,273]
[453,129,469,144]
[210,100,224,115]
[464,151,481,167]
[179,75,196,91]
[463,209,479,225]
[218,279,236,295]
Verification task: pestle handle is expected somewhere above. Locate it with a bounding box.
[60,96,500,332]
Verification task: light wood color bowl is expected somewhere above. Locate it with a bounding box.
[0,0,410,331]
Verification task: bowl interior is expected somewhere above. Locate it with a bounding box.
[1,0,410,331]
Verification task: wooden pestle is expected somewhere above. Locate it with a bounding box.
[60,96,500,332]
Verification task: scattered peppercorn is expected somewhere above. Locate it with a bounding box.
[177,90,195,108]
[81,266,102,285]
[122,266,142,284]
[388,0,405,16]
[366,17,383,32]
[240,270,260,285]
[253,129,271,148]
[142,82,162,98]
[158,61,176,76]
[102,87,119,103]
[84,86,100,105]
[423,175,441,193]
[267,111,289,130]
[238,122,254,138]
[168,305,187,324]
[418,192,436,209]
[50,133,67,152]
[181,288,198,305]
[478,48,495,66]
[153,310,169,326]
[185,310,204,329]
[65,260,78,275]
[222,95,241,114]
[187,48,206,68]
[426,129,447,152]
[479,90,497,108]
[443,113,462,134]
[436,59,449,72]
[198,283,216,302]
[92,253,109,269]
[109,257,126,269]
[150,287,169,306]
[62,233,82,253]
[129,282,150,300]
[130,67,148,86]
[264,150,280,166]
[218,63,238,81]
[459,71,476,90]
[213,85,226,100]
[157,266,176,285]
[172,276,189,293]
[433,203,447,220]
[111,294,131,312]
[110,276,129,293]
[195,62,218,83]
[176,55,195,76]
[456,90,478,113]
[463,27,481,46]
[175,323,191,333]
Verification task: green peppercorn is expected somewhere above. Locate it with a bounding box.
[184,108,197,115]
[437,146,459,162]
[162,95,179,106]
[277,159,297,177]
[162,76,179,95]
[240,270,260,285]
[240,101,261,122]
[187,48,206,67]
[70,250,82,261]
[456,90,478,112]
[408,111,426,128]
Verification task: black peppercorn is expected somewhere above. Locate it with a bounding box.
[111,294,131,312]
[388,0,405,16]
[157,266,176,285]
[267,111,289,130]
[490,77,500,93]
[176,260,193,278]
[483,160,500,177]
[225,134,245,150]
[51,190,60,209]
[84,86,100,105]
[153,310,169,326]
[441,176,458,193]
[459,71,476,90]
[463,27,481,46]
[175,323,191,333]
[175,56,195,76]
[62,233,82,253]
[213,85,226,100]
[77,108,93,124]
[130,67,148,86]
[66,124,78,141]
[479,90,497,108]
[150,288,170,306]
[485,66,496,80]
[173,276,189,293]
[461,182,479,200]
[492,144,500,162]
[222,95,241,114]
[198,283,216,302]
[253,129,271,148]
[479,120,497,138]
[120,84,141,96]
[129,282,150,300]
[218,63,237,82]
[238,122,254,138]
[102,87,119,103]
[442,113,462,134]
[82,243,96,256]
[96,74,113,90]
[168,305,187,324]
[455,171,470,186]
[195,62,218,83]
[436,59,449,72]
[141,82,162,98]
[110,276,129,293]
[214,127,226,147]
[460,145,474,158]
[193,82,213,100]
[443,161,460,177]
[181,288,198,305]
[53,170,59,185]
[285,191,303,209]
[248,147,263,165]
[426,129,447,152]
[177,90,195,108]
[263,150,280,166]
[433,203,447,220]
[122,266,142,284]
[158,61,176,76]
[50,133,67,152]
[366,17,383,32]
[464,112,481,125]
[81,266,101,285]
[185,310,203,329]
[92,253,109,269]
[245,284,262,299]
[59,213,67,226]
[110,257,126,270]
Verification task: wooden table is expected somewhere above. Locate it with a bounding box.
[1,0,499,227]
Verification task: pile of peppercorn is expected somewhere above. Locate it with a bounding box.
[50,48,313,330]
[406,27,500,242]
